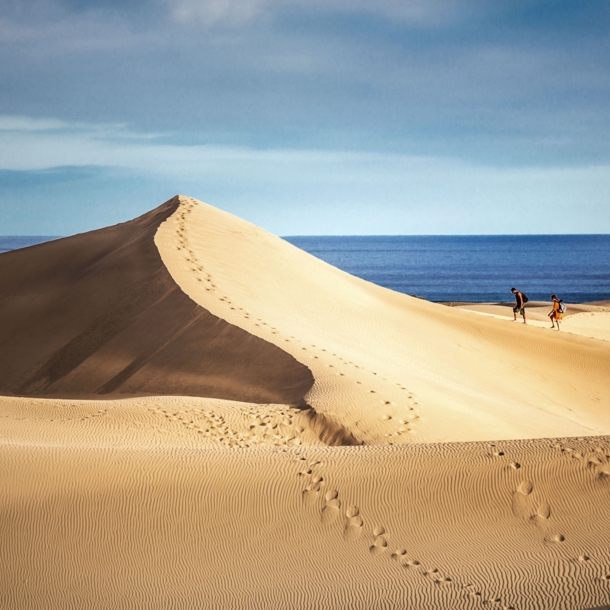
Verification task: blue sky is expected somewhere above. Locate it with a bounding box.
[1,0,609,235]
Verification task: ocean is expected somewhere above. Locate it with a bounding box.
[2,235,609,303]
[285,235,610,303]
[0,236,60,254]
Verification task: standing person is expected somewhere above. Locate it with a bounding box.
[549,294,564,331]
[511,287,528,324]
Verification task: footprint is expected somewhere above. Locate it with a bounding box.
[302,482,321,506]
[424,568,443,583]
[468,591,483,599]
[597,465,610,483]
[321,492,341,525]
[512,481,534,518]
[587,456,602,470]
[344,515,364,541]
[370,533,388,555]
[529,497,556,538]
[344,507,363,541]
[536,502,551,520]
[345,505,359,518]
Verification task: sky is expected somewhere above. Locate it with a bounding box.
[0,0,609,235]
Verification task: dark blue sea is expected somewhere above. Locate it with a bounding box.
[284,235,610,303]
[0,236,60,254]
[2,235,609,303]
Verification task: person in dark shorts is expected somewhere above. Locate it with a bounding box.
[511,287,527,324]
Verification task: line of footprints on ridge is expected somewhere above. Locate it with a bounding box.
[174,199,420,441]
[297,442,610,609]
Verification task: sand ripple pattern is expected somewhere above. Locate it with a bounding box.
[0,395,330,450]
[4,197,610,609]
[2,435,610,608]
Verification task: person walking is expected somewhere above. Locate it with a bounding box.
[549,294,564,331]
[511,287,528,324]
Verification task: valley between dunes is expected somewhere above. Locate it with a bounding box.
[1,196,609,609]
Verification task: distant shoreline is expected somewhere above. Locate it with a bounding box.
[3,235,609,304]
[441,300,610,309]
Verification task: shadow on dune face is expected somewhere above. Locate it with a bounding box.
[0,197,313,404]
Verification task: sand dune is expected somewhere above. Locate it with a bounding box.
[156,196,610,443]
[0,199,312,404]
[2,434,610,609]
[2,195,610,609]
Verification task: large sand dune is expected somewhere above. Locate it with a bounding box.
[1,195,610,609]
[156,196,610,444]
[0,199,312,404]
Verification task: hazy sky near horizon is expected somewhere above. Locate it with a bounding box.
[1,0,609,235]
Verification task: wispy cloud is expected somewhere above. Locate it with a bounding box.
[171,0,266,27]
[1,1,609,234]
[169,0,475,28]
[1,118,609,236]
[0,115,69,131]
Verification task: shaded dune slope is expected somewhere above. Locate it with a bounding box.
[0,197,313,403]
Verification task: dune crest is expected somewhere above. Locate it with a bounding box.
[156,196,610,444]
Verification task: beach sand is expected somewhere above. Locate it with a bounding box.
[455,301,610,343]
[1,196,609,609]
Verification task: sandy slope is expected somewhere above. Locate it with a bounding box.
[457,302,610,343]
[2,195,610,610]
[156,196,610,443]
[2,434,610,609]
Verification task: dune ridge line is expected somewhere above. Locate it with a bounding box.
[155,195,610,444]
